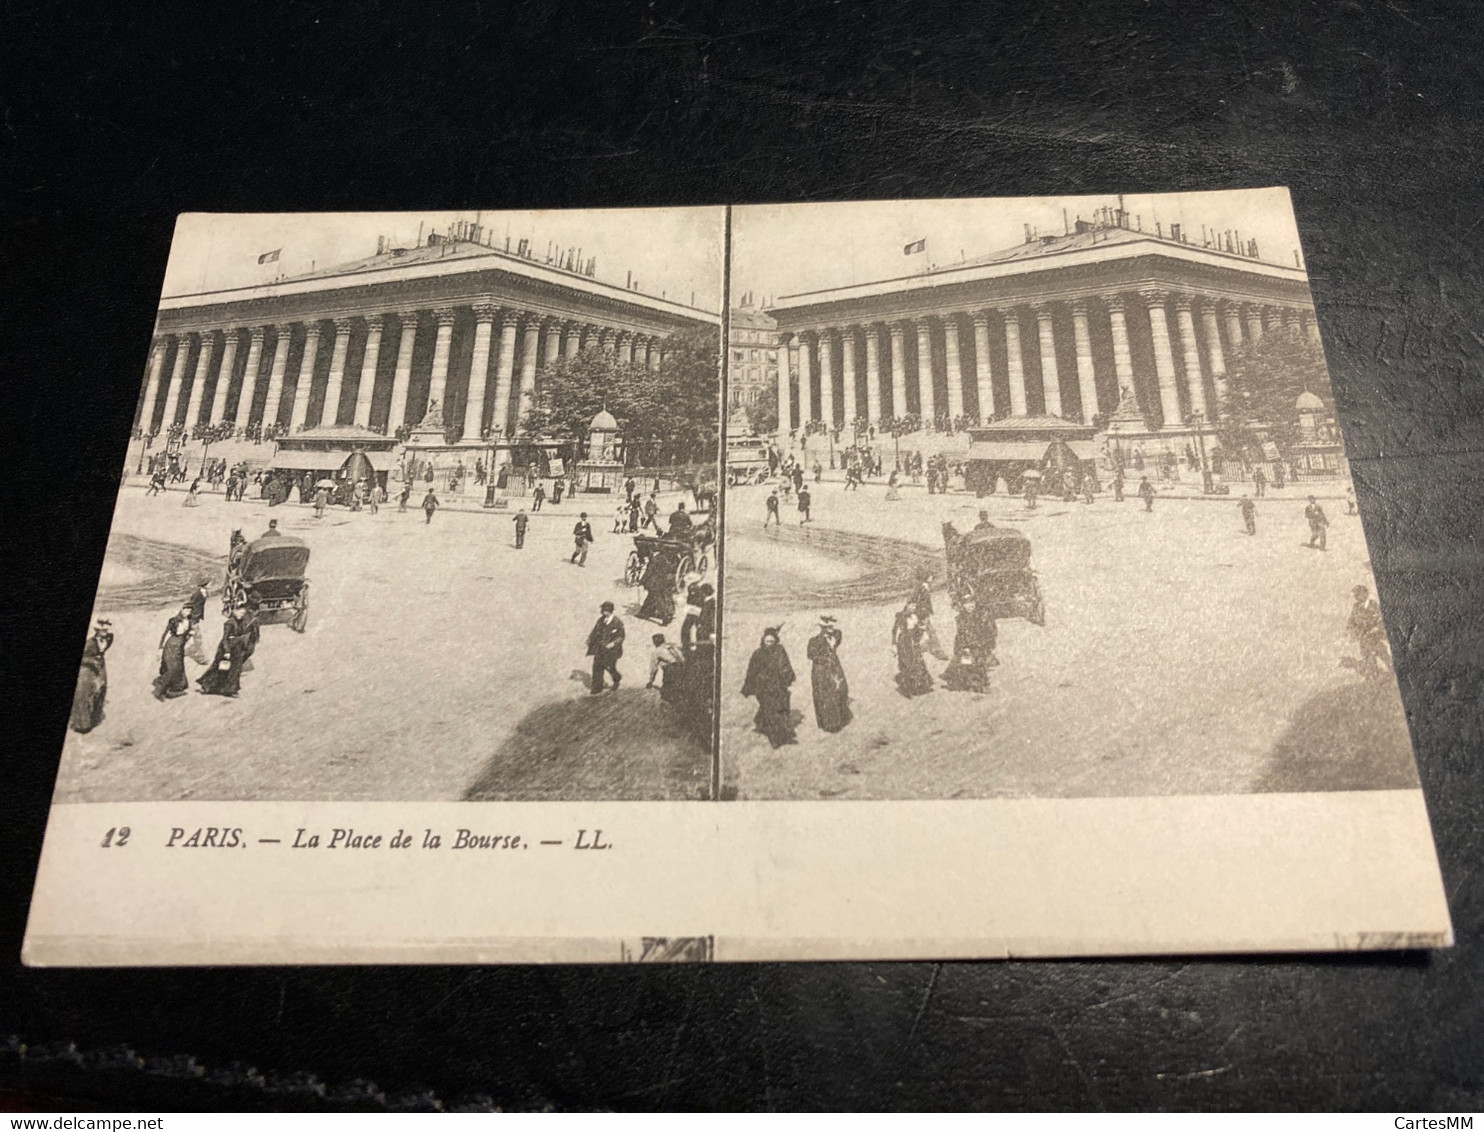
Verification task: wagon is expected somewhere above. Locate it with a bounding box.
[224,532,310,632]
[942,521,1045,626]
[625,528,710,592]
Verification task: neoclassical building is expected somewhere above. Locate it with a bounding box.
[137,234,720,443]
[766,219,1320,438]
[727,305,779,415]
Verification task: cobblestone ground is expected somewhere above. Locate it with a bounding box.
[54,482,711,803]
[719,473,1418,801]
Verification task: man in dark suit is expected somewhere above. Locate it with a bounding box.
[587,601,625,694]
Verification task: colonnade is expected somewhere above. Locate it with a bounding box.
[137,302,669,440]
[775,293,1320,434]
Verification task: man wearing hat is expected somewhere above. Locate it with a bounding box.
[185,577,211,664]
[258,518,283,540]
[586,601,626,694]
[1305,495,1329,550]
[571,512,594,566]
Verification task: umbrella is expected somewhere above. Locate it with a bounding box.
[315,478,338,490]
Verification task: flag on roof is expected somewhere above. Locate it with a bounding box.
[257,248,281,265]
[903,239,927,255]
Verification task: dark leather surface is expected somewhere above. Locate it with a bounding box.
[2,0,1481,1111]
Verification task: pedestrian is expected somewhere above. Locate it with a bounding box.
[153,605,193,700]
[512,508,529,548]
[398,482,411,512]
[797,485,812,524]
[422,488,440,524]
[1138,476,1156,512]
[813,461,822,483]
[586,601,625,693]
[638,543,679,623]
[647,633,685,701]
[570,512,594,565]
[885,469,901,502]
[185,577,211,664]
[764,490,781,527]
[1024,472,1040,510]
[891,601,935,698]
[69,619,113,733]
[147,469,165,496]
[184,476,201,507]
[197,603,259,698]
[740,627,797,747]
[1346,486,1357,515]
[1252,466,1267,498]
[612,502,628,533]
[1305,495,1329,550]
[912,569,949,661]
[367,481,380,514]
[552,479,565,505]
[942,597,996,693]
[806,614,851,732]
[1113,470,1125,502]
[532,483,545,512]
[642,493,660,532]
[1239,494,1257,535]
[1274,463,1286,490]
[1347,585,1390,677]
[313,484,331,519]
[625,476,636,503]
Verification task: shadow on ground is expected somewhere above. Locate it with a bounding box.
[1253,677,1421,793]
[462,688,711,801]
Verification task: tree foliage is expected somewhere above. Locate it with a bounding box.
[1216,326,1332,461]
[745,385,779,436]
[520,327,720,467]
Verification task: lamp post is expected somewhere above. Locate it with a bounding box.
[1190,411,1212,494]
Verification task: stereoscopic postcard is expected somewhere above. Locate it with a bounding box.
[24,191,1450,965]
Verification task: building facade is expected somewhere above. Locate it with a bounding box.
[137,235,720,445]
[727,305,779,417]
[765,219,1320,440]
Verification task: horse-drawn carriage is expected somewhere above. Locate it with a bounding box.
[941,521,1045,626]
[624,521,714,593]
[224,532,311,632]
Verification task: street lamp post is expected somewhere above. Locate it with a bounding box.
[1190,412,1213,494]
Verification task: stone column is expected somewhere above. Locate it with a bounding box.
[818,329,835,427]
[776,332,793,434]
[888,322,907,420]
[972,313,994,421]
[648,337,661,370]
[1174,296,1208,421]
[564,322,582,358]
[599,328,615,353]
[320,317,355,427]
[1141,289,1184,429]
[291,323,323,431]
[261,326,293,429]
[209,330,239,424]
[1305,310,1322,343]
[797,331,815,422]
[1003,310,1028,417]
[353,315,385,428]
[1106,295,1135,400]
[489,311,519,438]
[137,338,168,430]
[160,333,193,431]
[1070,300,1099,423]
[943,316,965,423]
[183,332,215,432]
[543,321,563,367]
[463,303,496,441]
[1224,302,1245,349]
[234,327,267,430]
[912,319,934,425]
[1199,301,1229,413]
[426,309,457,416]
[516,315,541,432]
[385,314,417,432]
[1245,302,1264,343]
[864,324,882,424]
[1034,304,1063,418]
[840,325,859,429]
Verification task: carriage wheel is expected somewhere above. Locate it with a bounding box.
[290,584,309,634]
[1028,576,1046,627]
[675,554,695,591]
[696,551,709,575]
[624,550,644,586]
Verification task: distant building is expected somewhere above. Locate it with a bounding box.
[727,304,779,424]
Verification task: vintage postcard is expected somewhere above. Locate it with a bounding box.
[24,193,1450,965]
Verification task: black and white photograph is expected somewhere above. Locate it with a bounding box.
[721,190,1422,803]
[57,208,725,804]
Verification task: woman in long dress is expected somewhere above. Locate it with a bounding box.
[741,628,797,747]
[885,469,901,501]
[69,620,113,733]
[892,601,934,697]
[197,605,260,698]
[806,616,852,732]
[152,605,193,700]
[638,544,679,624]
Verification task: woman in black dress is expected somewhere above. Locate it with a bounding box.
[892,601,934,697]
[152,605,193,700]
[198,605,260,698]
[741,628,797,747]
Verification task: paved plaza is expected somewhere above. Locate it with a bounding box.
[720,472,1418,801]
[55,481,711,803]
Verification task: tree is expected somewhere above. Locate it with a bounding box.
[1216,326,1331,464]
[746,385,779,437]
[520,326,720,468]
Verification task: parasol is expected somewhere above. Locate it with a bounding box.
[315,478,338,490]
